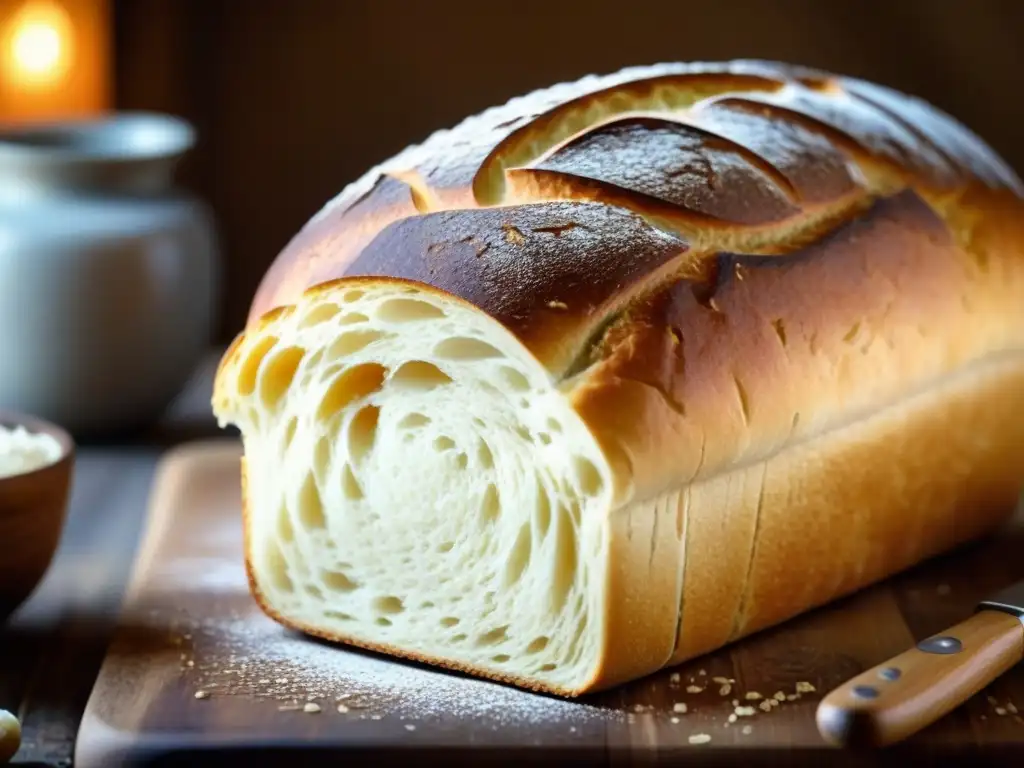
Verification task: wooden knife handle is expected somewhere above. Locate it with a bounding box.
[816,610,1024,748]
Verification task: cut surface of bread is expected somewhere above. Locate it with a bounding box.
[223,282,614,693]
[214,60,1024,695]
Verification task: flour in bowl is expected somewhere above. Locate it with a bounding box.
[0,424,62,479]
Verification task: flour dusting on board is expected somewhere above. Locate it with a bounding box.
[177,607,618,725]
[151,516,619,725]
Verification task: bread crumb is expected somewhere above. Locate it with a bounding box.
[795,682,816,693]
[786,694,799,701]
[937,584,951,595]
[547,300,568,310]
[773,691,786,701]
[278,704,300,712]
[719,684,732,696]
[187,660,195,668]
[745,692,763,700]
[670,672,681,683]
[303,702,321,714]
[1007,702,1018,715]
[731,699,739,706]
[688,733,712,745]
[276,678,289,684]
[735,706,757,717]
[698,669,707,676]
[712,676,734,685]
[987,695,999,705]
[194,691,209,700]
[337,704,349,713]
[686,685,703,694]
[995,707,1007,716]
[404,724,416,731]
[759,700,773,713]
[259,679,270,685]
[673,703,688,714]
[670,716,680,725]
[728,713,737,723]
[741,725,753,735]
[569,726,576,733]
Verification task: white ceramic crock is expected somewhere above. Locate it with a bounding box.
[0,113,219,435]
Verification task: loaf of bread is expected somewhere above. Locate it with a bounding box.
[212,60,1024,696]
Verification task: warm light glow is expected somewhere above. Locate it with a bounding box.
[13,19,62,75]
[3,1,73,90]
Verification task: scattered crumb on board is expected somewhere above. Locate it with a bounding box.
[982,690,1022,724]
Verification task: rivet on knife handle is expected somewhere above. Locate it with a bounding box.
[816,610,1024,748]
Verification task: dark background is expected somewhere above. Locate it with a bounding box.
[111,0,1024,343]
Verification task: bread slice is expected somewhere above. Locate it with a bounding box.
[213,60,1024,696]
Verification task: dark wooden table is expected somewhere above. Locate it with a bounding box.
[0,351,228,767]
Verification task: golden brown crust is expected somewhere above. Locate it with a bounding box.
[570,189,1024,500]
[669,355,1024,667]
[246,59,1023,330]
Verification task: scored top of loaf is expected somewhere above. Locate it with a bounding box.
[248,59,1022,372]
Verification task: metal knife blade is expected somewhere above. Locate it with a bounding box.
[978,580,1024,623]
[816,578,1024,748]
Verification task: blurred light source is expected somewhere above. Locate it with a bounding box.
[0,0,108,123]
[6,1,73,89]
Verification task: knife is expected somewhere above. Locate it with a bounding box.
[816,579,1024,748]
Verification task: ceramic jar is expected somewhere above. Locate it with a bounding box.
[0,113,219,435]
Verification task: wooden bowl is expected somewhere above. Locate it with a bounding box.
[0,410,74,621]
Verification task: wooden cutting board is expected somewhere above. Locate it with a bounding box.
[76,439,1024,767]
